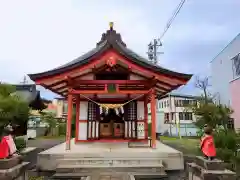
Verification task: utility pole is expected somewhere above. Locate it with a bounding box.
[147,39,163,65]
[20,76,28,84]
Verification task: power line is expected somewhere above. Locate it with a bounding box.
[159,0,186,40]
[147,0,187,64]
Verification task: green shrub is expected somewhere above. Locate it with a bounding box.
[58,123,66,135]
[216,148,233,162]
[196,128,204,137]
[14,136,26,151]
[214,131,237,150]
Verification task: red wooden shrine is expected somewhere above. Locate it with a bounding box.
[28,23,192,150]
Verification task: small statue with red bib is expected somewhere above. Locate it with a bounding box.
[200,124,216,160]
[0,124,18,159]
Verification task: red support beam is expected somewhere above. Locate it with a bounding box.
[75,95,80,143]
[66,92,73,150]
[150,88,157,149]
[70,89,150,94]
[70,80,150,85]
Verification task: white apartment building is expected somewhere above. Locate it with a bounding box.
[149,93,198,136]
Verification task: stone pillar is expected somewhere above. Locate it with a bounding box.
[0,155,29,180]
[187,156,236,180]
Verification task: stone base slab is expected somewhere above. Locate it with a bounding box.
[37,140,184,171]
[195,156,225,171]
[187,162,236,180]
[0,155,23,170]
[0,162,29,180]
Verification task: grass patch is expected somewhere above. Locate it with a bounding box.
[36,135,66,140]
[161,136,200,155]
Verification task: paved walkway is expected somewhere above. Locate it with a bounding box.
[26,138,65,179]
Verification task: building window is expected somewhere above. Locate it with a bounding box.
[179,112,183,120]
[170,112,175,121]
[179,112,193,120]
[62,102,68,114]
[166,100,169,107]
[227,118,234,130]
[164,101,166,108]
[233,53,240,78]
[164,113,169,123]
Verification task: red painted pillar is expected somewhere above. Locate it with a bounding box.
[151,89,156,149]
[66,92,73,150]
[75,95,80,143]
[144,95,148,140]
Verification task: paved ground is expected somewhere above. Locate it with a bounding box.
[27,138,65,150]
[26,138,65,179]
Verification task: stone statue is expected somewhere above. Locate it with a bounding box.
[0,124,18,159]
[200,124,216,160]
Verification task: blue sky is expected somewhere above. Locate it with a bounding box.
[0,0,239,99]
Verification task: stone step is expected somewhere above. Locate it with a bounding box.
[51,173,88,179]
[56,166,166,176]
[56,158,164,168]
[187,162,236,180]
[128,142,150,148]
[195,156,225,170]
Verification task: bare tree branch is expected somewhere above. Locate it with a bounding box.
[195,76,211,104]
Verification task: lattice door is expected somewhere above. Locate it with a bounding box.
[87,101,100,139]
[124,101,137,139]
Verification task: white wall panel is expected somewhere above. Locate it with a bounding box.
[78,122,87,140]
[79,101,88,120]
[137,101,144,120]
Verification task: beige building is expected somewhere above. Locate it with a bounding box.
[52,97,68,119]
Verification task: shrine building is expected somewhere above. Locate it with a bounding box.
[28,23,192,150]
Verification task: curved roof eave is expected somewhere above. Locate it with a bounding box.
[28,39,192,82]
[28,40,109,80]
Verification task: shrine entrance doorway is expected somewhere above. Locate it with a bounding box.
[99,108,124,139]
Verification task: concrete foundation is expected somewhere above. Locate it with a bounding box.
[37,139,184,178]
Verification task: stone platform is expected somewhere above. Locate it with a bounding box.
[187,156,236,180]
[37,139,183,177]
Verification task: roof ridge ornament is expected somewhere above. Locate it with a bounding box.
[96,22,126,47]
[109,22,114,31]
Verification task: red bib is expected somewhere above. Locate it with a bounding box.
[201,135,216,157]
[0,137,10,159]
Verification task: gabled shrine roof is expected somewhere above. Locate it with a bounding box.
[28,24,193,98]
[28,27,192,81]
